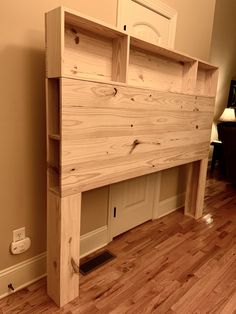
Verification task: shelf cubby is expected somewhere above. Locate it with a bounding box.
[46,7,129,83]
[46,78,60,136]
[47,138,60,194]
[128,36,199,94]
[129,45,184,92]
[196,61,219,97]
[46,77,60,195]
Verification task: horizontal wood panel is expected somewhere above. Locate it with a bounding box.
[60,79,214,194]
[61,108,212,139]
[62,130,211,165]
[61,143,210,196]
[61,79,214,112]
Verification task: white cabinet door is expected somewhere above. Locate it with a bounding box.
[109,175,156,238]
[117,0,177,48]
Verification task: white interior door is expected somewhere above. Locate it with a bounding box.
[108,0,177,239]
[117,0,177,48]
[109,175,156,238]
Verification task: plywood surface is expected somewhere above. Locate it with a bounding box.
[60,79,214,195]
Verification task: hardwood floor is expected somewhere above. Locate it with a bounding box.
[1,175,236,313]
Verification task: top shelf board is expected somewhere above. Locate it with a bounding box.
[64,8,127,39]
[130,36,195,64]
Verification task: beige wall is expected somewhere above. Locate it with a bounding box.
[164,0,216,60]
[0,0,116,270]
[0,0,216,270]
[209,0,236,140]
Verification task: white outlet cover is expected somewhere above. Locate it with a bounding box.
[13,227,25,242]
[11,237,31,255]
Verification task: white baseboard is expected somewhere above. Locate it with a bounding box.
[0,226,108,300]
[157,192,185,218]
[80,225,108,258]
[0,252,46,300]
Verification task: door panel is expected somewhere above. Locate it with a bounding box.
[119,0,172,47]
[126,1,169,46]
[110,175,156,238]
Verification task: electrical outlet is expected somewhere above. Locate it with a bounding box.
[13,227,25,242]
[11,237,31,254]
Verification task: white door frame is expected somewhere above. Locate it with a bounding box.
[117,0,177,48]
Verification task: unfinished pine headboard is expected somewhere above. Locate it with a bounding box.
[45,6,218,307]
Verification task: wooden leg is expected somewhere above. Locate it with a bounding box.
[47,191,81,307]
[184,158,208,219]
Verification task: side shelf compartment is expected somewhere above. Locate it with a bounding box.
[46,78,61,195]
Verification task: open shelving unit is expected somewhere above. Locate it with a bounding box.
[45,6,218,307]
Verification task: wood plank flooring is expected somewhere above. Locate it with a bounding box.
[1,175,236,313]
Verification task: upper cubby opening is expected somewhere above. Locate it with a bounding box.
[129,36,196,93]
[196,61,218,97]
[46,7,129,83]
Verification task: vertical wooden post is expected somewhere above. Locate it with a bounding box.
[111,35,130,83]
[184,158,208,219]
[47,191,81,307]
[182,61,198,94]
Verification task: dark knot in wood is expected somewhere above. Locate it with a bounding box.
[113,87,118,96]
[70,28,77,34]
[74,36,80,44]
[129,139,140,154]
[71,257,80,274]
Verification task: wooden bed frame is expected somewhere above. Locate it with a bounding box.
[45,7,218,307]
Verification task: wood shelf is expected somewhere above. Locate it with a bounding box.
[45,5,219,308]
[130,36,195,63]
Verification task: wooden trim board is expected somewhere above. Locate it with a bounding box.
[0,253,46,300]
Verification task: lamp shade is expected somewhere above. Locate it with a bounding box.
[219,108,236,122]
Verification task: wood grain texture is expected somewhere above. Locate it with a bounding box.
[129,47,183,92]
[182,61,198,94]
[196,68,219,97]
[2,175,236,313]
[185,158,208,219]
[47,192,81,307]
[60,79,214,195]
[205,68,219,97]
[64,9,126,39]
[64,25,113,81]
[45,7,63,77]
[46,78,61,194]
[130,35,196,63]
[112,35,129,83]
